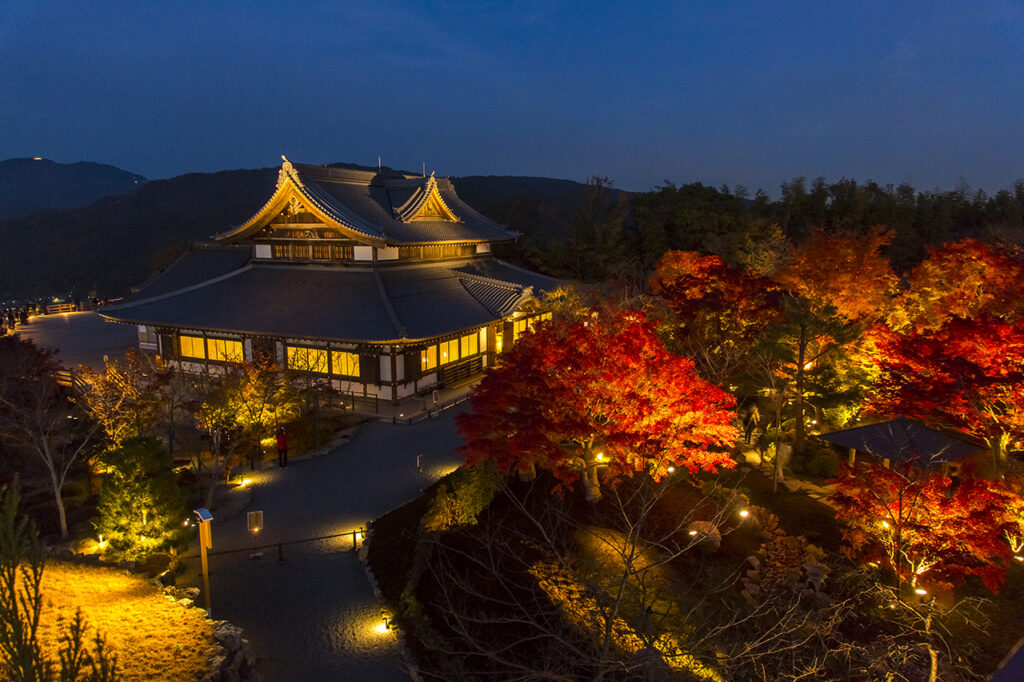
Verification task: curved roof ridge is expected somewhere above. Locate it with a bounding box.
[453,267,524,291]
[103,263,255,312]
[372,268,408,339]
[296,175,384,239]
[392,174,460,224]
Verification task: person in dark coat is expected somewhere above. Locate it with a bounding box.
[276,426,288,468]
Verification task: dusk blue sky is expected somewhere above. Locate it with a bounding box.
[2,1,1022,194]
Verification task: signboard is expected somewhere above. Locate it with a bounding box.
[247,511,263,534]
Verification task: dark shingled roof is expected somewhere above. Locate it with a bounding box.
[102,257,556,343]
[218,162,518,245]
[130,245,251,299]
[451,259,562,295]
[817,417,986,468]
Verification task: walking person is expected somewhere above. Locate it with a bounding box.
[276,426,288,468]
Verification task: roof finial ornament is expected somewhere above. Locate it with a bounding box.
[277,155,301,188]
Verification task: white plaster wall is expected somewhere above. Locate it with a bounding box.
[254,244,272,259]
[353,246,374,261]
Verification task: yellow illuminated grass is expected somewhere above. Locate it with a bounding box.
[37,561,217,681]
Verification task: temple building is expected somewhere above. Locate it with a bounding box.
[101,158,558,406]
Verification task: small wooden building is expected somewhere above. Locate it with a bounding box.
[101,158,559,405]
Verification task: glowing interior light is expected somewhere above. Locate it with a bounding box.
[688,530,698,536]
[739,509,750,518]
[596,452,604,462]
[667,466,675,473]
[914,588,927,596]
[881,520,890,529]
[239,478,250,487]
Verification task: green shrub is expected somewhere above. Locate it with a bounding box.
[421,463,500,533]
[93,438,188,561]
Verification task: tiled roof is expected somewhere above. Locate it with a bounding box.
[217,160,518,246]
[102,260,540,343]
[451,259,562,296]
[129,245,251,299]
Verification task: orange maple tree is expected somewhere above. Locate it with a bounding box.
[888,238,1024,331]
[456,308,738,502]
[774,226,898,322]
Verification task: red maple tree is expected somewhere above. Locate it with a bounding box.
[456,309,738,502]
[868,315,1024,476]
[649,250,779,384]
[830,461,1019,594]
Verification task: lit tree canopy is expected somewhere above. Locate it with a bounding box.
[774,227,898,323]
[889,238,1024,331]
[867,315,1024,475]
[649,250,779,385]
[830,462,1021,594]
[93,437,187,561]
[457,309,738,502]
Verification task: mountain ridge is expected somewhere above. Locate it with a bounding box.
[0,161,593,300]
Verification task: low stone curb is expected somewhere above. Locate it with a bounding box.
[360,523,424,682]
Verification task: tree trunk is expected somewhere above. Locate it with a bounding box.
[517,461,537,482]
[50,470,69,539]
[794,323,807,457]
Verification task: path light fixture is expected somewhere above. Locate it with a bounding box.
[194,507,214,615]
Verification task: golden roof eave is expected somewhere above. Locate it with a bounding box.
[214,172,386,247]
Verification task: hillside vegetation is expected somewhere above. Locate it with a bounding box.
[0,158,144,220]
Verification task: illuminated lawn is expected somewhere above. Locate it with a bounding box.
[38,560,217,681]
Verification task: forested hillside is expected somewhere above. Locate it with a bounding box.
[2,160,1022,302]
[0,158,144,219]
[0,168,277,299]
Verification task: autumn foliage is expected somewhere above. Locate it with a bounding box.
[775,227,898,321]
[889,238,1024,331]
[456,309,738,500]
[830,462,1021,594]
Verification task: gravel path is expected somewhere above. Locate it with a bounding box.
[180,409,466,681]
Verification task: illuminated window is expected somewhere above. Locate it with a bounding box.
[273,244,288,259]
[287,346,328,373]
[180,335,206,359]
[478,327,487,351]
[439,339,460,365]
[421,345,437,371]
[293,244,311,259]
[513,318,529,342]
[331,350,360,377]
[494,329,503,353]
[312,244,330,260]
[512,313,552,342]
[460,332,478,357]
[208,338,243,363]
[331,244,353,260]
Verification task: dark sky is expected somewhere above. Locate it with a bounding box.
[2,1,1022,194]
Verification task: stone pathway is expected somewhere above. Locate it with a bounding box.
[178,409,466,681]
